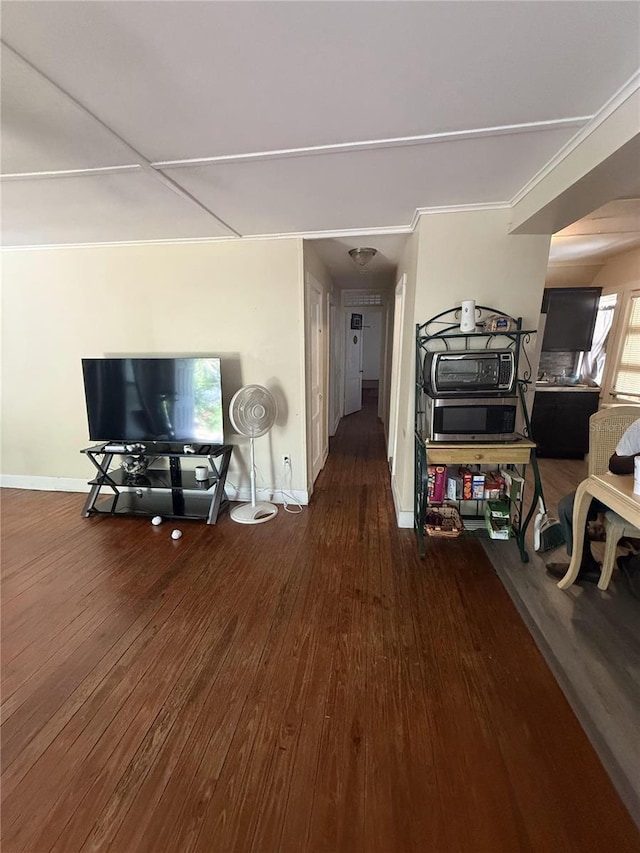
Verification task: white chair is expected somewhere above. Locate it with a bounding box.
[587,405,640,590]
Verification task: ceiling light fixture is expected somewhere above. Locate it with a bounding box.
[348,247,378,268]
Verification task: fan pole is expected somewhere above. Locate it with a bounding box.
[249,436,257,507]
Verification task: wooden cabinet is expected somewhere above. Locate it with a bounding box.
[531,390,600,458]
[541,287,601,352]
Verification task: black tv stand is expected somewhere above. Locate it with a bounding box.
[81,443,233,525]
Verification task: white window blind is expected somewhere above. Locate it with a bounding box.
[613,292,640,400]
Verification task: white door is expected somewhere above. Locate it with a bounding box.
[344,313,363,416]
[306,276,325,483]
[388,276,406,474]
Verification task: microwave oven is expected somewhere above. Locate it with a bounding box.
[424,396,518,442]
[423,349,515,396]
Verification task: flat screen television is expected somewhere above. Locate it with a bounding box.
[82,357,224,446]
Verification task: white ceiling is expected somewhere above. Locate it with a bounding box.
[546,198,640,286]
[1,1,639,286]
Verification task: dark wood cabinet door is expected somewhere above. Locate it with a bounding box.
[531,395,557,456]
[532,391,600,457]
[541,287,601,352]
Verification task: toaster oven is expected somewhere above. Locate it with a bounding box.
[423,349,516,396]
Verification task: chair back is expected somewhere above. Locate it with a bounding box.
[588,405,640,476]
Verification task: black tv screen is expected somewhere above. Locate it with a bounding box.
[82,357,224,445]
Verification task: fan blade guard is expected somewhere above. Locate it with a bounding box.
[229,384,277,438]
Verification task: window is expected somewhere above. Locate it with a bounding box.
[579,293,617,385]
[344,293,382,307]
[613,290,640,400]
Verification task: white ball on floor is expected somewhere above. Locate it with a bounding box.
[171,529,182,540]
[151,516,163,526]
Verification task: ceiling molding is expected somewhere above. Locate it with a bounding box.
[1,202,525,251]
[510,68,640,207]
[153,118,591,169]
[0,235,244,252]
[410,202,511,230]
[253,224,414,241]
[0,165,141,181]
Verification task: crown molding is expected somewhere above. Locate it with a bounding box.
[1,204,521,251]
[251,224,413,241]
[510,69,640,207]
[410,202,511,230]
[0,235,242,252]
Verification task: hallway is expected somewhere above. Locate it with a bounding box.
[2,399,639,851]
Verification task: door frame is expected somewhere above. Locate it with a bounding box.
[388,274,407,476]
[328,293,342,435]
[305,273,328,489]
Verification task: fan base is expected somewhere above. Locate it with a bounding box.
[230,501,278,525]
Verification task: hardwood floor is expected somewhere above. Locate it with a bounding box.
[2,400,640,852]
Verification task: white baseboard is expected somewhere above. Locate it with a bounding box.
[0,475,88,492]
[225,485,309,506]
[391,475,413,528]
[0,474,309,506]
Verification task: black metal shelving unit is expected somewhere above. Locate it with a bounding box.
[415,305,541,561]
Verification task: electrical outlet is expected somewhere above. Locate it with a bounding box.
[282,454,291,466]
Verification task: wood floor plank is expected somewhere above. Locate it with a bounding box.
[46,548,264,853]
[2,397,639,852]
[2,551,228,851]
[107,524,311,853]
[1,529,196,703]
[0,544,213,799]
[1,538,214,779]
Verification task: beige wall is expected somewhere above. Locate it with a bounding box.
[1,238,308,499]
[393,208,552,523]
[595,246,640,293]
[545,264,602,288]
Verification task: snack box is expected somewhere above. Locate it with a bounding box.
[500,469,524,501]
[446,473,463,501]
[427,465,446,503]
[471,474,485,500]
[483,470,504,500]
[459,467,473,501]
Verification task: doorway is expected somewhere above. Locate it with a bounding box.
[344,312,363,416]
[342,296,387,418]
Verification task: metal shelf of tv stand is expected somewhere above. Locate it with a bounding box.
[80,443,233,525]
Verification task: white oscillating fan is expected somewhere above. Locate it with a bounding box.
[229,384,279,524]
